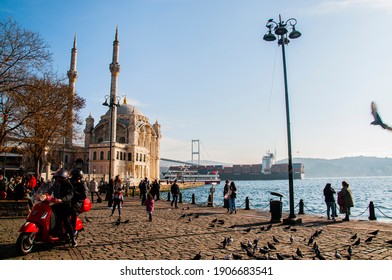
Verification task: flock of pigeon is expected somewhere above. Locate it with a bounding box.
[188,216,392,260]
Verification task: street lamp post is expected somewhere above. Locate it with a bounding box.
[263,15,301,223]
[103,95,121,182]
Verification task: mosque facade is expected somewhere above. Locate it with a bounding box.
[70,27,161,183]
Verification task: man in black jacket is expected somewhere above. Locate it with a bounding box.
[170,179,180,208]
[69,169,89,237]
[49,170,76,247]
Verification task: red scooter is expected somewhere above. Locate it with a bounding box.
[16,192,91,255]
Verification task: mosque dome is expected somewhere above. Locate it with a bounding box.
[104,103,142,117]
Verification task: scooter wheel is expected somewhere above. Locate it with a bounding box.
[16,232,36,255]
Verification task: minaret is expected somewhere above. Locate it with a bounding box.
[109,26,120,144]
[66,34,78,147]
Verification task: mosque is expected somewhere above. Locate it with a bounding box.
[64,27,162,183]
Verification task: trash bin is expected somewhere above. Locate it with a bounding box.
[270,192,283,223]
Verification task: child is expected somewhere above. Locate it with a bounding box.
[145,193,155,222]
[110,187,124,219]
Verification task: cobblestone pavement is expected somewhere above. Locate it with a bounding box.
[1,196,391,260]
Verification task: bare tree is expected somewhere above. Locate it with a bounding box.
[12,77,85,175]
[0,17,52,149]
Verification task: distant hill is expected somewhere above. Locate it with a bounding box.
[278,156,392,178]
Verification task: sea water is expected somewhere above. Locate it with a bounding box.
[179,177,392,223]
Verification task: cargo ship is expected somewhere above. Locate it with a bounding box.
[178,152,304,181]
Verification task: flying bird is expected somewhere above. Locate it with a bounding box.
[371,101,392,131]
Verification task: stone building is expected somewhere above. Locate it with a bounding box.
[83,27,162,183]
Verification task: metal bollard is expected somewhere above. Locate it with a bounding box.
[207,194,213,207]
[179,192,183,203]
[245,197,250,210]
[298,199,304,215]
[167,192,171,201]
[369,201,377,220]
[192,193,196,204]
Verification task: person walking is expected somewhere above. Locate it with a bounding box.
[229,181,237,214]
[170,179,180,208]
[150,179,161,201]
[110,187,124,220]
[145,193,155,222]
[106,179,114,209]
[89,177,101,203]
[139,177,149,205]
[323,183,336,221]
[339,181,354,221]
[223,180,230,213]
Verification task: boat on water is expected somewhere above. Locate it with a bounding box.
[162,166,221,184]
[177,152,304,181]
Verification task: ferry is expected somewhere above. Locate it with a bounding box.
[162,166,221,184]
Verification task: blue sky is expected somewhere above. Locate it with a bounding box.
[2,0,392,164]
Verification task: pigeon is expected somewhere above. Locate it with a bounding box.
[307,236,314,246]
[350,233,357,240]
[291,255,300,260]
[290,235,294,244]
[222,238,228,249]
[245,247,255,258]
[296,247,304,258]
[192,252,202,260]
[348,245,353,256]
[228,224,237,228]
[259,247,269,255]
[224,253,232,260]
[284,225,291,230]
[316,253,326,260]
[247,239,253,248]
[244,227,252,233]
[385,240,392,245]
[266,224,272,231]
[353,238,361,246]
[272,236,280,244]
[365,236,374,243]
[115,219,121,226]
[371,101,392,130]
[276,253,285,260]
[232,253,243,260]
[289,228,298,232]
[227,236,234,245]
[369,230,379,236]
[240,242,248,250]
[335,250,342,259]
[267,242,276,250]
[253,238,260,246]
[123,219,129,224]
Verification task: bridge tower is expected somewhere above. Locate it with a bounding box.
[191,139,200,165]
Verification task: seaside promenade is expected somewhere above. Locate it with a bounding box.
[0,195,391,260]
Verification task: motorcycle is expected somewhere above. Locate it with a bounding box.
[16,192,91,255]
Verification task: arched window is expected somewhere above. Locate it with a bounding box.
[93,151,97,160]
[100,151,104,160]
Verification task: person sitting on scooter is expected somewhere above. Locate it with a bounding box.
[69,169,89,233]
[48,170,76,247]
